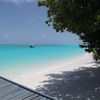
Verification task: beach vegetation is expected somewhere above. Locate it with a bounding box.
[38,0,100,61]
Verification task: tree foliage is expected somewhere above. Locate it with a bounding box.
[38,0,100,61]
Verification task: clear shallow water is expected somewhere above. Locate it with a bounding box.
[0,45,85,73]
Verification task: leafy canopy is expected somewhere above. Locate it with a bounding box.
[38,0,100,61]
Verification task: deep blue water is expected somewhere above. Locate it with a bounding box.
[0,45,85,72]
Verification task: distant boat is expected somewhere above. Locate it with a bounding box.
[29,45,34,48]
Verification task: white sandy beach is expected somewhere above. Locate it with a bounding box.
[2,53,95,90]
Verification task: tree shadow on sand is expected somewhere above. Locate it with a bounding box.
[36,63,100,100]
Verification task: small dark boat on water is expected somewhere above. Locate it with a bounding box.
[29,45,34,48]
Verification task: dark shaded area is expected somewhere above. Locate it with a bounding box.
[36,63,100,100]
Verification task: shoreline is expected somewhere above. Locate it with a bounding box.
[0,53,94,90]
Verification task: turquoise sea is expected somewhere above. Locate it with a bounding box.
[0,45,85,74]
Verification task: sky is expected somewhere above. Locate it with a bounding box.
[0,0,81,45]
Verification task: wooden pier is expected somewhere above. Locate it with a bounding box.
[0,77,55,100]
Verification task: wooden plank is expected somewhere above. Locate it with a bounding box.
[0,83,11,89]
[10,91,33,100]
[23,94,39,100]
[0,77,55,100]
[32,96,44,100]
[0,85,19,97]
[0,87,22,100]
[0,78,7,83]
[4,88,30,100]
[0,84,17,92]
[24,95,48,100]
[0,79,11,87]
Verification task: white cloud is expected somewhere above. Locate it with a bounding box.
[4,35,11,39]
[41,35,47,39]
[2,0,36,4]
[25,17,35,23]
